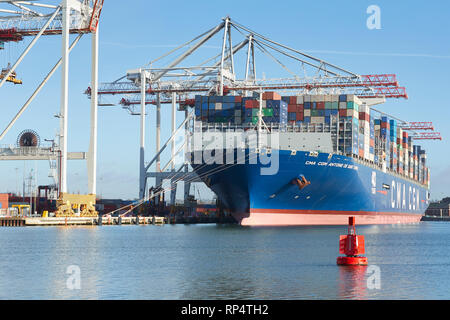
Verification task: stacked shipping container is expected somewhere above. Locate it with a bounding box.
[194,92,429,185]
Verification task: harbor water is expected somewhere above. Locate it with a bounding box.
[0,222,449,300]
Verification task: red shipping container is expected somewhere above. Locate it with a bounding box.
[339,109,347,117]
[262,92,281,100]
[288,104,297,112]
[296,112,304,121]
[381,122,390,129]
[370,139,375,147]
[289,96,297,104]
[359,112,370,122]
[245,100,259,108]
[317,102,325,109]
[297,104,304,112]
[234,96,242,103]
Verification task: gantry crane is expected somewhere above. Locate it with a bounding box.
[83,16,439,202]
[401,122,434,131]
[0,0,105,216]
[410,132,442,140]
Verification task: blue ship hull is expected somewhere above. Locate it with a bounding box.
[191,149,428,226]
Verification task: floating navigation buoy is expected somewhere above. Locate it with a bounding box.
[336,217,368,266]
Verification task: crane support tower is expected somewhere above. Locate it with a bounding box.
[0,0,105,217]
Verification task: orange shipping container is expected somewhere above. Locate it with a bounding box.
[0,193,8,210]
[358,149,364,158]
[262,91,281,100]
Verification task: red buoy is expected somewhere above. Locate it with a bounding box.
[337,217,368,266]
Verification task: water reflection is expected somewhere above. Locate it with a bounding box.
[337,265,368,299]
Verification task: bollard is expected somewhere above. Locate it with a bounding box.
[118,216,122,225]
[98,216,102,226]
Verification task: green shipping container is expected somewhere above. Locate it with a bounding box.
[262,108,273,116]
[252,116,259,124]
[325,102,332,109]
[331,102,339,109]
[347,101,359,111]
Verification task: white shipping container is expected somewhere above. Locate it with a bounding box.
[346,94,356,102]
[347,94,363,105]
[346,109,358,118]
[311,116,325,124]
[331,94,339,102]
[216,102,222,110]
[296,95,304,104]
[361,104,370,113]
[304,109,311,117]
[324,95,331,102]
[339,102,347,109]
[304,95,311,102]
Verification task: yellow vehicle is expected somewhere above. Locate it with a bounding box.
[11,204,30,217]
[0,64,22,85]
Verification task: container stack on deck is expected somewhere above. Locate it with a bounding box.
[194,92,429,186]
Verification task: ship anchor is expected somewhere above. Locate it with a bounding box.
[292,175,311,190]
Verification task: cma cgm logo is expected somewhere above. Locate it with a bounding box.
[390,181,420,210]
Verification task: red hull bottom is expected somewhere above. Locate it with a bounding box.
[234,211,423,226]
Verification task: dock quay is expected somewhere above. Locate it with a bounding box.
[0,217,26,227]
[0,216,166,227]
[421,215,450,222]
[0,215,235,227]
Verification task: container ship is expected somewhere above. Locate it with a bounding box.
[190,92,430,226]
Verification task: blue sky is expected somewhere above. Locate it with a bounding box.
[0,0,449,201]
